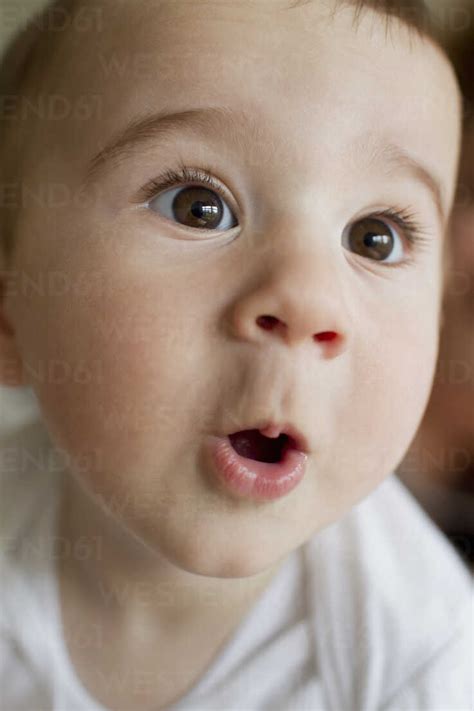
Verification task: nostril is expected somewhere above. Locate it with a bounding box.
[315,331,338,342]
[256,315,279,330]
[257,318,340,346]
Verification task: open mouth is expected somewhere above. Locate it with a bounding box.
[206,428,309,501]
[228,429,292,463]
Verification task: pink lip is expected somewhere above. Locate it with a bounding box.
[204,435,308,501]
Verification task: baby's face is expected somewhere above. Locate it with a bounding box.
[5,0,460,575]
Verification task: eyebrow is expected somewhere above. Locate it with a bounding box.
[84,107,446,222]
[83,106,256,186]
[355,139,446,223]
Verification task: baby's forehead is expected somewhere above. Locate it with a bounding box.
[57,1,458,114]
[22,0,461,217]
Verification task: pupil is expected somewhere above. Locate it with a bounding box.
[173,188,223,229]
[364,233,390,248]
[191,202,219,219]
[350,219,394,261]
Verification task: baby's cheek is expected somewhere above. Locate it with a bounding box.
[372,309,440,462]
[341,300,439,485]
[30,272,211,493]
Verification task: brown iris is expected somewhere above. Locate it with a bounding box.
[347,218,394,261]
[172,187,224,229]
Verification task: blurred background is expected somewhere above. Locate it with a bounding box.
[0,0,473,569]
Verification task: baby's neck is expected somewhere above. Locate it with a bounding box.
[55,471,282,634]
[54,472,284,709]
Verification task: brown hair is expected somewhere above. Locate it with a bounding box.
[0,0,446,264]
[450,20,474,128]
[291,0,434,34]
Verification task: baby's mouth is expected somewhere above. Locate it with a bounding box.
[228,429,292,463]
[206,425,309,501]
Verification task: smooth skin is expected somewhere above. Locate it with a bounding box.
[0,0,462,708]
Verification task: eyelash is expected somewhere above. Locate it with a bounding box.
[137,164,433,261]
[138,163,229,206]
[366,207,432,267]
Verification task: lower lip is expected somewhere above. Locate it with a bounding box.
[205,436,308,501]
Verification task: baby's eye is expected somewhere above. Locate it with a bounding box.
[342,217,405,263]
[148,185,238,232]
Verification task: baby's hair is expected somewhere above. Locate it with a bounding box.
[0,0,444,265]
[449,22,474,127]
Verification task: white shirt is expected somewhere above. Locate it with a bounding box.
[1,418,472,711]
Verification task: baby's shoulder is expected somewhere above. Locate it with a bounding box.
[301,473,473,710]
[0,418,59,559]
[381,615,473,710]
[0,418,61,672]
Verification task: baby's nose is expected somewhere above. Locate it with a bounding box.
[256,315,340,346]
[227,247,352,356]
[254,313,345,355]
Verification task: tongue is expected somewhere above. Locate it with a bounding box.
[229,429,284,463]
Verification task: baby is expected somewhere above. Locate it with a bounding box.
[0,0,472,710]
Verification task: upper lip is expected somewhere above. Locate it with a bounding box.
[227,420,310,455]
